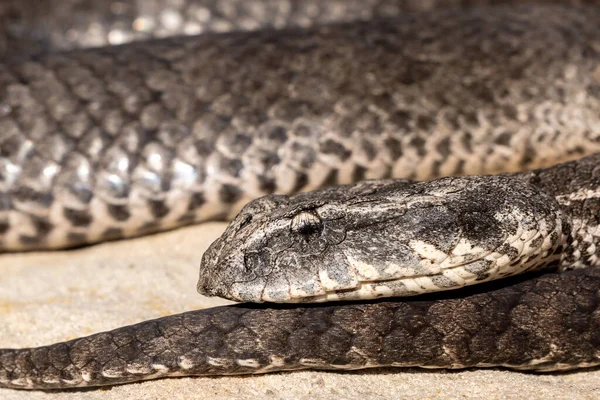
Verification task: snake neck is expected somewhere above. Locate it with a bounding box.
[515,153,600,270]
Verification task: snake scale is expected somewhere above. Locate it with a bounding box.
[2,0,600,390]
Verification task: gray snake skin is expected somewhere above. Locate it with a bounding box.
[2,0,600,390]
[198,154,600,303]
[3,2,600,250]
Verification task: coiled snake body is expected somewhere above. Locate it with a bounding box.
[2,0,600,390]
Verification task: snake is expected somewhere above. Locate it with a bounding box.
[1,0,600,390]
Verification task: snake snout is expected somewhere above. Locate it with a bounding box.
[197,238,236,298]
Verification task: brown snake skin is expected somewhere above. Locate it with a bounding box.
[1,0,600,391]
[1,269,600,389]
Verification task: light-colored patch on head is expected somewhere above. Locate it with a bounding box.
[384,262,439,277]
[410,240,449,263]
[416,276,448,291]
[346,254,382,280]
[289,280,326,299]
[318,268,358,291]
[494,253,513,268]
[439,238,487,269]
[325,283,394,301]
[452,238,486,257]
[441,268,468,286]
[398,276,434,293]
[261,286,291,302]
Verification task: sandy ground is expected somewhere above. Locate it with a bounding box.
[1,222,599,400]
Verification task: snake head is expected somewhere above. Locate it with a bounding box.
[198,176,566,303]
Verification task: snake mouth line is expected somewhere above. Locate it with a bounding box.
[267,247,557,303]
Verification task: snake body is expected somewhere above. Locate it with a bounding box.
[2,0,600,391]
[2,268,600,389]
[2,3,600,250]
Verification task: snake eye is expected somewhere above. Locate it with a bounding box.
[291,211,323,236]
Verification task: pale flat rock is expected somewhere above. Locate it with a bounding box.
[0,222,599,400]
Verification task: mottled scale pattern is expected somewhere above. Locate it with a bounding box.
[2,269,600,389]
[7,0,600,57]
[198,155,600,303]
[0,0,416,56]
[2,4,600,250]
[517,153,600,269]
[3,0,600,392]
